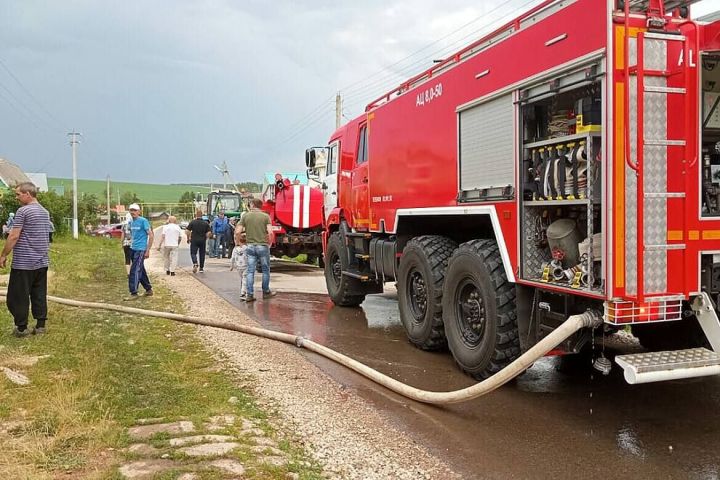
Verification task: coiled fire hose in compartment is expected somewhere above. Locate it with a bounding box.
[0,291,602,405]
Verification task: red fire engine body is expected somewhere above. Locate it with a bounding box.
[308,0,720,383]
[261,174,324,261]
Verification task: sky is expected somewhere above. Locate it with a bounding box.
[0,0,718,185]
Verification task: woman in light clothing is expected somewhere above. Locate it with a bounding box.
[230,233,248,299]
[157,216,183,276]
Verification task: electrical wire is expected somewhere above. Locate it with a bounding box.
[0,56,68,131]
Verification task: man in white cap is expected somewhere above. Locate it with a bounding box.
[126,203,154,299]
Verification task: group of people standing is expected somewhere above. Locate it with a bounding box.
[121,198,276,303]
[186,198,275,302]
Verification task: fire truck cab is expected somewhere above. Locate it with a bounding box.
[310,0,720,384]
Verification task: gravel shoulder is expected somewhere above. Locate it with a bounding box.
[145,249,459,479]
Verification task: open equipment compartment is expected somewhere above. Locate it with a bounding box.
[702,52,720,217]
[517,67,604,295]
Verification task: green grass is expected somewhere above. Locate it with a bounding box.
[48,178,210,204]
[0,235,323,479]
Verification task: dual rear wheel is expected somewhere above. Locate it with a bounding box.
[397,237,520,380]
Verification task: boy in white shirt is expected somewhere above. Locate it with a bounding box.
[230,233,248,299]
[157,216,183,276]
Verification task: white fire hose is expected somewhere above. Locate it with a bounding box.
[1,291,602,405]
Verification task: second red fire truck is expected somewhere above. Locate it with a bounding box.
[307,0,720,384]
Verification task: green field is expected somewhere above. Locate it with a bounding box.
[48,178,211,204]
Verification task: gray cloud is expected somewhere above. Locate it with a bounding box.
[2,0,713,184]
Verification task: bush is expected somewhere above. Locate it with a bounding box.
[0,190,72,234]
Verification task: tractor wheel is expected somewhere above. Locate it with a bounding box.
[397,235,457,350]
[632,313,709,351]
[442,239,520,380]
[324,232,366,307]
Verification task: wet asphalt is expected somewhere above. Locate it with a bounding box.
[178,251,720,480]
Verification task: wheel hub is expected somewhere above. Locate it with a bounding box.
[456,281,486,345]
[331,254,342,284]
[408,270,428,321]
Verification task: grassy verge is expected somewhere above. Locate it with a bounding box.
[0,235,322,479]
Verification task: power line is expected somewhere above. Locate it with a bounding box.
[0,56,68,131]
[339,0,541,108]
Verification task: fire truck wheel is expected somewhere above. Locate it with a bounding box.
[324,232,366,307]
[397,235,457,350]
[442,239,520,380]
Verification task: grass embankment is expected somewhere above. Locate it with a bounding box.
[47,178,210,204]
[0,236,321,479]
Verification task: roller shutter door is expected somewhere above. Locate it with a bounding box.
[459,94,514,191]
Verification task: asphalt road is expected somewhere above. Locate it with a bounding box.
[174,245,720,480]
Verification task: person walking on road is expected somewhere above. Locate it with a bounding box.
[229,233,248,299]
[210,212,229,258]
[236,198,276,302]
[0,182,52,336]
[186,209,211,273]
[157,215,182,276]
[126,203,154,299]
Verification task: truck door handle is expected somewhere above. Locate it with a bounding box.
[331,191,336,195]
[362,177,368,184]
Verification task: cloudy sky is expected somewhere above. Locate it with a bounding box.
[0,1,717,185]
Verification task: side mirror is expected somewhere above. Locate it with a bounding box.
[305,149,316,168]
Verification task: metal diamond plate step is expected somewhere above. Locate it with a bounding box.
[615,348,720,384]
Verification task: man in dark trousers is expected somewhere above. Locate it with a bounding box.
[236,198,276,302]
[126,203,154,299]
[186,209,211,273]
[0,182,51,336]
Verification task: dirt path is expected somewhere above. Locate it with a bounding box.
[145,248,459,479]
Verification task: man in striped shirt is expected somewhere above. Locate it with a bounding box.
[0,182,51,337]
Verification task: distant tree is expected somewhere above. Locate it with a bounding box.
[178,191,195,203]
[0,190,71,234]
[0,190,21,223]
[78,193,100,226]
[119,191,142,206]
[37,191,72,233]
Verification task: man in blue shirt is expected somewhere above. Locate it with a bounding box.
[210,211,229,258]
[126,203,154,299]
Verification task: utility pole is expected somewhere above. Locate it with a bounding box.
[106,175,111,224]
[335,92,343,129]
[68,131,81,239]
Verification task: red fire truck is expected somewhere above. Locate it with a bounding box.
[307,0,720,384]
[261,173,324,263]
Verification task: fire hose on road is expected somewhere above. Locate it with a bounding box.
[0,290,602,405]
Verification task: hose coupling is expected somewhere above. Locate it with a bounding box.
[580,309,603,329]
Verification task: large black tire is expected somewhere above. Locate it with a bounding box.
[324,232,366,307]
[632,314,710,351]
[442,239,520,380]
[397,235,457,350]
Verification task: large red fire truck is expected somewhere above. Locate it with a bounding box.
[307,0,720,384]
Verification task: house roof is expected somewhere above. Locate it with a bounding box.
[0,158,32,189]
[26,173,48,192]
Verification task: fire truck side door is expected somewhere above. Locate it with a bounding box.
[351,123,370,230]
[323,141,339,220]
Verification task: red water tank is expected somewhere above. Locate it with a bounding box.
[273,184,323,230]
